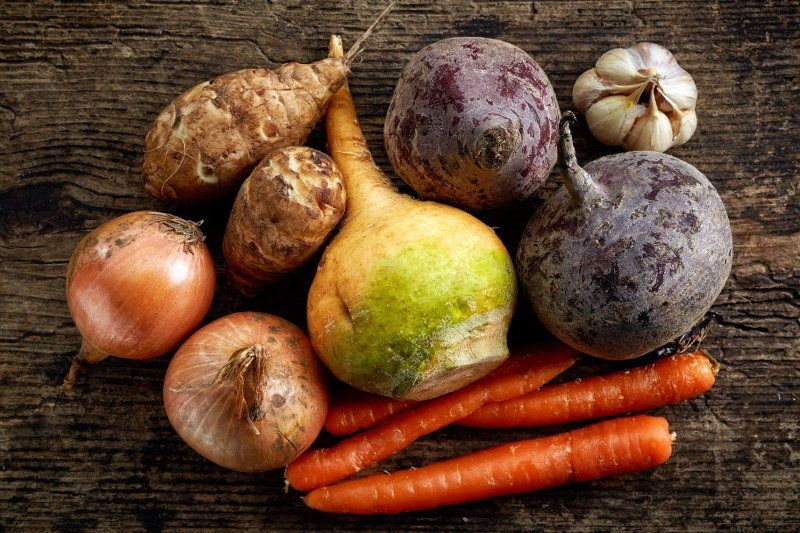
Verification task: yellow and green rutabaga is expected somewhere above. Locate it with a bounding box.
[309,200,516,400]
[307,36,516,401]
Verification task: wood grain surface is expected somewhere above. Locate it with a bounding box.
[1,0,798,530]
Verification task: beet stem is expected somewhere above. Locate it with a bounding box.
[559,111,603,207]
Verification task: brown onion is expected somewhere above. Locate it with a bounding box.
[64,211,216,388]
[163,312,328,472]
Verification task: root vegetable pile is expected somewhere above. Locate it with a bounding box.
[62,13,733,515]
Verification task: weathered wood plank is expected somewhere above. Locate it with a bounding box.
[1,0,798,530]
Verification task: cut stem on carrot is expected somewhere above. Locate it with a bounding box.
[461,352,716,428]
[286,343,577,491]
[304,415,674,514]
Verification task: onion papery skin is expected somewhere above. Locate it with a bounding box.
[163,312,328,472]
[66,211,216,360]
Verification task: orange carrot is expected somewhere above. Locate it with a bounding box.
[324,343,579,436]
[305,415,673,514]
[286,344,576,491]
[324,390,415,436]
[461,352,716,428]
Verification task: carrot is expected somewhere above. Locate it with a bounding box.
[324,390,415,436]
[461,352,716,428]
[305,415,674,514]
[324,342,578,436]
[286,344,576,491]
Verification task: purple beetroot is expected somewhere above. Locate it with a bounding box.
[384,37,560,210]
[517,114,733,360]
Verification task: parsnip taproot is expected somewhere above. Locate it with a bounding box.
[142,5,393,204]
[306,36,517,401]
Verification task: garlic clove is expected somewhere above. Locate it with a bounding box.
[572,69,605,113]
[631,42,676,74]
[586,95,647,146]
[670,108,698,146]
[623,96,674,152]
[595,47,647,84]
[572,69,641,113]
[655,90,674,113]
[658,67,698,110]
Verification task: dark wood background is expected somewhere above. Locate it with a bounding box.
[2,0,798,530]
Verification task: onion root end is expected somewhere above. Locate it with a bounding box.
[62,339,110,390]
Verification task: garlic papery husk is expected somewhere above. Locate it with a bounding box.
[573,42,698,153]
[658,69,697,109]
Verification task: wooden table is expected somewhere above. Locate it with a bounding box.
[2,1,798,530]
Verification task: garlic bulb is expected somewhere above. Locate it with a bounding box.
[573,43,697,152]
